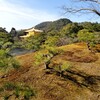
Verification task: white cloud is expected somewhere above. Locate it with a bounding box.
[0,0,59,31]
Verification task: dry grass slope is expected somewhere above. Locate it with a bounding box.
[0,43,100,100]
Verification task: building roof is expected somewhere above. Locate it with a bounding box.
[25,27,43,32]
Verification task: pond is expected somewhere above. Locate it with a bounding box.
[9,48,35,56]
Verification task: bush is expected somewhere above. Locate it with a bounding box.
[4,82,15,91]
[50,61,72,72]
[0,50,20,73]
[11,59,20,69]
[44,36,60,47]
[34,50,53,65]
[77,29,95,43]
[61,61,72,71]
[0,82,36,100]
[34,47,63,67]
[24,88,35,100]
[4,95,9,100]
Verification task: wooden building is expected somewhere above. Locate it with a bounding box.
[20,27,43,38]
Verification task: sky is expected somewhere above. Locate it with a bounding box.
[0,0,100,31]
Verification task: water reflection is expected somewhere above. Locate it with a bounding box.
[9,48,34,56]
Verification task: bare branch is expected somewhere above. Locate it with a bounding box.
[62,0,100,17]
[79,0,100,4]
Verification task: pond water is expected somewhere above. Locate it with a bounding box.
[9,48,35,56]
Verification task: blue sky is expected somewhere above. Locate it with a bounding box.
[0,0,100,31]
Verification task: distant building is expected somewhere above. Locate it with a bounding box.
[20,27,43,38]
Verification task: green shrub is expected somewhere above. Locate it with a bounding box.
[15,88,20,98]
[0,50,20,74]
[53,61,72,72]
[44,36,60,47]
[11,59,20,69]
[4,95,9,100]
[77,29,95,43]
[61,61,72,71]
[4,82,16,91]
[0,87,4,93]
[24,88,35,100]
[0,82,36,100]
[34,50,53,65]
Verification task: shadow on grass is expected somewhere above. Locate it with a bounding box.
[54,69,100,92]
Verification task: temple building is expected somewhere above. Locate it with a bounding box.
[20,27,43,38]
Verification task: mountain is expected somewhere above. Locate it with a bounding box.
[35,18,72,32]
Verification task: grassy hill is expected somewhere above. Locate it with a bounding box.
[0,43,100,100]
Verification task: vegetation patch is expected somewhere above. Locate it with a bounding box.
[0,50,20,76]
[0,82,36,100]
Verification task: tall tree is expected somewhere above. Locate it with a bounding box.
[10,27,19,42]
[10,27,17,37]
